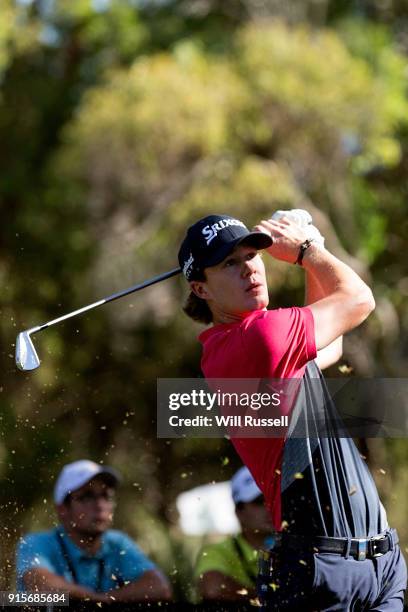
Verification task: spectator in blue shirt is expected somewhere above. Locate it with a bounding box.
[16,460,172,604]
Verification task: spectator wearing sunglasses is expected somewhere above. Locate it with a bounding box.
[194,466,274,602]
[16,460,172,604]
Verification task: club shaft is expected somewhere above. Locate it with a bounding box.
[32,267,181,334]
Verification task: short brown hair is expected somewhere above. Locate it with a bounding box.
[182,271,213,324]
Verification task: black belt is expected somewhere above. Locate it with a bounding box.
[261,528,398,564]
[313,529,398,561]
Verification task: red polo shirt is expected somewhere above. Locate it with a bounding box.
[199,307,316,530]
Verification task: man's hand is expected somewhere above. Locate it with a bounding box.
[107,569,172,603]
[270,209,325,247]
[197,570,255,601]
[22,568,111,603]
[254,218,310,264]
[23,567,172,604]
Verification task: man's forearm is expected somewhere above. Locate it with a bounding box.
[198,571,255,601]
[305,266,343,369]
[256,217,375,349]
[258,217,373,305]
[108,569,172,602]
[305,264,326,305]
[302,245,374,349]
[303,244,373,303]
[23,568,109,602]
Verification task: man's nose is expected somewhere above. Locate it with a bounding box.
[94,503,112,519]
[242,257,257,276]
[94,496,111,511]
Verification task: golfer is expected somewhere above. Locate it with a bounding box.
[178,213,407,610]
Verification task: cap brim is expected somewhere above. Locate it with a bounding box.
[237,231,273,251]
[233,486,263,504]
[73,467,121,494]
[204,231,273,269]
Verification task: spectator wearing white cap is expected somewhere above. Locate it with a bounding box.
[16,460,172,604]
[194,466,274,602]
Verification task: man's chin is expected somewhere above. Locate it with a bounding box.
[250,295,269,310]
[86,522,110,535]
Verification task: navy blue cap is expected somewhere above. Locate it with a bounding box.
[178,214,273,280]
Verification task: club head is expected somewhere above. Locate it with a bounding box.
[15,330,40,371]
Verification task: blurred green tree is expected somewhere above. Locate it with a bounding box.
[1,1,407,596]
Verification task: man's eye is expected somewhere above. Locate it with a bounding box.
[246,252,257,260]
[224,259,236,267]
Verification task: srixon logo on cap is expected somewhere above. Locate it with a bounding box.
[202,218,246,245]
[183,253,194,278]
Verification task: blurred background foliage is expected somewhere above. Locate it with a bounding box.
[1,0,408,599]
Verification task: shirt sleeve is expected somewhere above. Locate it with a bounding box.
[114,533,156,582]
[194,544,229,578]
[194,541,252,586]
[16,536,56,589]
[242,307,316,378]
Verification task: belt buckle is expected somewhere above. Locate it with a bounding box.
[357,539,367,561]
[370,534,386,558]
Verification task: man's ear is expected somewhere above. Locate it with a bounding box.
[190,281,211,300]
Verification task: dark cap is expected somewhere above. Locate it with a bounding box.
[178,214,272,280]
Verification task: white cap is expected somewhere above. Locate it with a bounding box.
[54,460,121,505]
[231,466,262,504]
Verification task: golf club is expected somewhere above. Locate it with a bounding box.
[16,267,181,371]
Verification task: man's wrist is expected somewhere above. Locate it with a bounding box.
[298,241,321,267]
[295,239,316,266]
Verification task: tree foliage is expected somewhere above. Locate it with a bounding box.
[1,0,408,596]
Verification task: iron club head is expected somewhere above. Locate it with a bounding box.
[15,330,41,371]
[15,267,181,372]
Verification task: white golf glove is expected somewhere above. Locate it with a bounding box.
[270,209,325,247]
